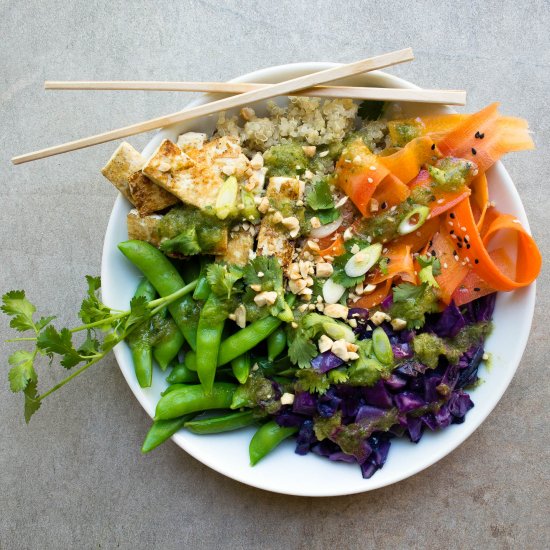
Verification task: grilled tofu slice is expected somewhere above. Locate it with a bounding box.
[101,142,143,202]
[256,176,304,266]
[177,132,208,151]
[128,171,179,216]
[127,209,163,247]
[142,136,250,211]
[220,229,254,266]
[102,142,179,215]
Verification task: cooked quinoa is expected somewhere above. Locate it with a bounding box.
[215,96,390,156]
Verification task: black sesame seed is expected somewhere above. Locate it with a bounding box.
[450,213,456,219]
[428,240,433,247]
[431,250,436,257]
[381,202,388,209]
[457,243,463,249]
[466,243,471,249]
[471,147,477,155]
[453,250,458,256]
[474,259,479,264]
[479,133,485,139]
[430,195,437,202]
[474,131,481,139]
[464,236,469,243]
[457,235,463,242]
[431,143,436,150]
[474,287,481,292]
[449,230,454,235]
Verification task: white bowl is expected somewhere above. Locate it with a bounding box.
[101,63,536,497]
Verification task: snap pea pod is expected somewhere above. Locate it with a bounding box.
[184,410,256,434]
[217,295,296,366]
[217,316,282,366]
[141,413,195,453]
[126,278,157,388]
[196,293,226,394]
[184,350,197,371]
[118,240,199,350]
[155,382,237,420]
[249,421,299,466]
[231,352,251,384]
[167,362,199,384]
[160,383,187,396]
[152,311,185,371]
[193,259,212,301]
[267,328,287,361]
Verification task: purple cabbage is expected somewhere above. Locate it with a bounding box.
[394,392,426,413]
[431,301,466,338]
[360,435,392,478]
[295,419,316,455]
[293,392,317,416]
[392,342,413,359]
[310,351,344,373]
[316,389,342,418]
[355,405,387,423]
[362,381,393,408]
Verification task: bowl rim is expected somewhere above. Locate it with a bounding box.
[101,62,536,496]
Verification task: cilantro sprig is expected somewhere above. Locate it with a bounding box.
[2,276,197,422]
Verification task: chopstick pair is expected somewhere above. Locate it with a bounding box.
[12,48,464,165]
[44,80,466,105]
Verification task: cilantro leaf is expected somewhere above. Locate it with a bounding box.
[8,350,37,392]
[125,295,149,331]
[1,290,38,333]
[79,276,111,326]
[23,379,41,423]
[378,257,390,276]
[288,329,317,369]
[417,254,441,289]
[327,368,349,384]
[77,332,101,357]
[243,256,283,290]
[392,282,426,302]
[358,100,385,120]
[37,326,82,369]
[305,177,334,211]
[207,263,243,298]
[316,208,340,225]
[295,368,330,395]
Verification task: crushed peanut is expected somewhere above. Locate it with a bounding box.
[323,303,349,319]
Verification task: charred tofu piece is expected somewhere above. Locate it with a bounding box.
[127,171,179,216]
[256,176,304,267]
[221,229,254,266]
[142,136,250,211]
[126,209,163,247]
[102,142,179,215]
[101,142,143,201]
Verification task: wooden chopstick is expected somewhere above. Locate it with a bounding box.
[12,48,413,165]
[44,80,466,105]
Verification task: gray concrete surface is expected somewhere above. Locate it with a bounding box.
[1,1,549,548]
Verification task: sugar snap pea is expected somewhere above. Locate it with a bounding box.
[126,278,157,388]
[184,350,197,371]
[217,316,283,366]
[184,410,256,434]
[118,240,199,350]
[167,362,199,384]
[249,421,298,466]
[267,327,287,361]
[141,413,195,453]
[231,352,251,384]
[155,382,237,420]
[151,308,185,370]
[196,293,226,394]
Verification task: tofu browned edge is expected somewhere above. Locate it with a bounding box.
[256,177,303,267]
[220,230,254,267]
[101,141,179,216]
